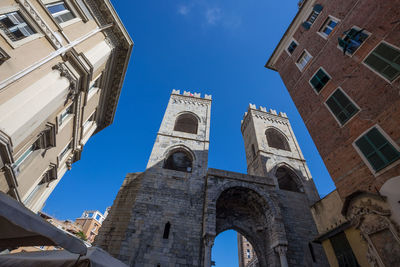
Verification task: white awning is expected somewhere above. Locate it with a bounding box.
[0,247,128,267]
[0,191,87,255]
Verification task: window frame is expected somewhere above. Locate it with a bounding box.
[336,25,370,57]
[318,15,340,39]
[82,109,97,135]
[285,38,298,56]
[353,125,400,176]
[40,0,82,28]
[324,87,360,127]
[0,6,43,49]
[309,67,331,94]
[296,50,313,71]
[58,139,73,164]
[57,103,74,132]
[362,41,400,84]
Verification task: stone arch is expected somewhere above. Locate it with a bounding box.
[205,182,288,267]
[273,163,304,193]
[173,112,199,134]
[162,145,194,173]
[265,127,291,151]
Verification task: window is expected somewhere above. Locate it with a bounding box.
[355,127,400,172]
[59,140,72,162]
[58,104,74,127]
[287,40,298,54]
[46,1,76,24]
[246,249,251,259]
[330,232,360,267]
[265,128,290,151]
[296,51,312,71]
[0,47,10,65]
[0,11,35,41]
[326,89,359,125]
[319,17,338,37]
[310,68,330,92]
[364,42,400,82]
[38,164,57,185]
[95,214,101,221]
[82,111,96,133]
[275,166,302,193]
[163,222,171,239]
[163,150,193,172]
[302,4,323,29]
[13,143,37,175]
[89,75,101,93]
[338,28,368,55]
[173,113,198,134]
[251,144,256,157]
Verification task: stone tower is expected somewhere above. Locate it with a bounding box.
[96,93,327,267]
[241,104,319,202]
[95,90,212,266]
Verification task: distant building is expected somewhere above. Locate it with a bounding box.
[237,234,257,267]
[0,0,133,213]
[76,208,109,243]
[11,211,89,253]
[266,0,400,265]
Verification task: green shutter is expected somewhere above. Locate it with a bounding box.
[310,69,330,92]
[326,89,359,125]
[364,43,400,81]
[356,127,400,171]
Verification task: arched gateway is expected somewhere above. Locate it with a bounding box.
[95,91,327,266]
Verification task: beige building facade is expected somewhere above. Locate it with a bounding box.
[0,0,132,212]
[237,233,258,267]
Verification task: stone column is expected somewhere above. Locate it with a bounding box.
[274,245,288,267]
[204,234,215,267]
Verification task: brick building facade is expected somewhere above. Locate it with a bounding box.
[266,0,400,266]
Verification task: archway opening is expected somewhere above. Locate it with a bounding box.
[212,229,259,267]
[213,187,271,266]
[275,166,303,193]
[163,150,193,172]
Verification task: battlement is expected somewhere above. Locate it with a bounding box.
[171,89,212,100]
[241,103,288,125]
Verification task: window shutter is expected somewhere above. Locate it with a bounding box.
[313,4,323,12]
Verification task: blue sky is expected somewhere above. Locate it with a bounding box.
[44,1,335,266]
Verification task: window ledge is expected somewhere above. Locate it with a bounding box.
[59,17,81,28]
[0,33,44,49]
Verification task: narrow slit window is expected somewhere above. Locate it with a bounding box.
[364,42,400,82]
[163,222,171,239]
[355,127,400,172]
[326,89,359,125]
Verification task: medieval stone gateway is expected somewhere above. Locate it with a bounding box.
[95,90,328,266]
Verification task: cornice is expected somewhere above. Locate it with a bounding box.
[265,0,316,70]
[85,0,133,130]
[171,95,212,106]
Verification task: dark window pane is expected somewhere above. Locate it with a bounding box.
[326,97,341,115]
[365,54,388,72]
[330,232,360,267]
[368,153,385,170]
[367,128,386,148]
[365,43,400,81]
[380,144,400,163]
[355,137,374,155]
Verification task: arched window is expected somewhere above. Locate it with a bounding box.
[265,128,291,151]
[163,150,193,172]
[275,166,302,193]
[173,113,198,134]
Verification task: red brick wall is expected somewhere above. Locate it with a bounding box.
[274,0,400,198]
